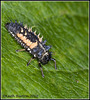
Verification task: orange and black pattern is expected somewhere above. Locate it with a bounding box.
[5,21,57,77]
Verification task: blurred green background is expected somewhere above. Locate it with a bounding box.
[1,1,89,99]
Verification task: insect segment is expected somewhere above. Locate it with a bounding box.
[5,21,57,77]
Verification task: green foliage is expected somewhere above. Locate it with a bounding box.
[1,1,89,99]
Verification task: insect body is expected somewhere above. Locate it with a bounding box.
[5,21,57,77]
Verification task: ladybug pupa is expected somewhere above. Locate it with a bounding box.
[5,21,57,77]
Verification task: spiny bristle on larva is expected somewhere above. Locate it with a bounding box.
[25,31,27,35]
[24,25,27,29]
[21,27,23,32]
[28,27,32,32]
[39,36,43,42]
[30,27,32,32]
[38,33,40,37]
[34,30,36,35]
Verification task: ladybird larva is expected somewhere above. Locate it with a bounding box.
[5,20,57,77]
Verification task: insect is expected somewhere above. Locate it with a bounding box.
[5,21,57,77]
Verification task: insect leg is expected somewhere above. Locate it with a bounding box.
[39,62,44,78]
[16,49,25,52]
[27,57,34,66]
[51,58,57,69]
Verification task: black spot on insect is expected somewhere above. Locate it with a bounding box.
[5,20,57,77]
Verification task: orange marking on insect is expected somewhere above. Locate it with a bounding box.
[17,33,23,38]
[23,39,28,43]
[17,33,32,46]
[23,39,27,43]
[23,39,32,46]
[17,33,37,48]
[30,41,38,49]
[27,39,31,43]
[21,36,26,40]
[26,41,32,46]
